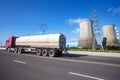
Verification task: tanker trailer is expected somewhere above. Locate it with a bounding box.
[6,33,66,57]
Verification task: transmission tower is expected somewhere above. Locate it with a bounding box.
[92,9,104,51]
[40,24,47,34]
[115,26,120,43]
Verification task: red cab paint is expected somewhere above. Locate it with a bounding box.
[6,36,18,48]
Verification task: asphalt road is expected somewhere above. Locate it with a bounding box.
[0,50,120,80]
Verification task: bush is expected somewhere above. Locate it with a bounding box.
[81,47,92,49]
[104,46,120,50]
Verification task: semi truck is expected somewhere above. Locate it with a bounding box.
[6,33,66,57]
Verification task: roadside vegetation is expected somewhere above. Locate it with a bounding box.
[0,46,5,48]
[68,46,120,53]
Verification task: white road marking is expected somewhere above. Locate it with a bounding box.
[13,60,27,64]
[68,72,105,80]
[11,53,120,67]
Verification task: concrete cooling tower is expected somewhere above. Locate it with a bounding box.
[103,24,119,46]
[79,20,94,48]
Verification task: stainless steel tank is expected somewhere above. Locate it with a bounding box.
[16,33,66,49]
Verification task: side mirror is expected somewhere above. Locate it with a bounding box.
[6,40,8,43]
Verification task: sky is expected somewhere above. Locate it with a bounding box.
[0,0,120,46]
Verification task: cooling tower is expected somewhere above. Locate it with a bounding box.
[103,24,119,46]
[79,20,94,48]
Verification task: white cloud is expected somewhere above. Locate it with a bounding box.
[67,38,79,47]
[72,27,80,33]
[67,18,88,34]
[68,38,79,42]
[113,6,120,13]
[107,7,113,12]
[67,42,78,47]
[68,18,81,24]
[107,6,120,14]
[68,18,88,25]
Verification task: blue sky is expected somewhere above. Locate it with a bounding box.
[0,0,120,46]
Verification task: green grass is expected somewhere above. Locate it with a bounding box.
[68,48,120,53]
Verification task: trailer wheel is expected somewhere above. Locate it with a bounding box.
[48,49,56,57]
[42,49,48,57]
[18,48,22,54]
[14,48,18,53]
[36,49,41,56]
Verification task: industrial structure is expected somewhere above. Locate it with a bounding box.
[103,24,119,46]
[79,20,94,48]
[115,27,120,44]
[92,9,104,50]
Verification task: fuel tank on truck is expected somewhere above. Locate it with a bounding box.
[15,33,66,49]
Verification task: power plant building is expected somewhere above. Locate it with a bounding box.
[79,20,94,48]
[103,24,119,46]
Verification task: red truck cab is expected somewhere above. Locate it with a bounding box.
[6,36,18,49]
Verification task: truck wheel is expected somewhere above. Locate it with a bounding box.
[18,48,22,54]
[57,51,62,57]
[36,49,41,56]
[42,49,48,57]
[48,49,56,57]
[7,48,10,53]
[14,48,18,53]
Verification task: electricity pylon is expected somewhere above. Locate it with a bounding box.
[92,9,104,51]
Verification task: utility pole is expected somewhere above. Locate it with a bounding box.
[92,8,104,51]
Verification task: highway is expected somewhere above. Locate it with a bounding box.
[0,50,120,80]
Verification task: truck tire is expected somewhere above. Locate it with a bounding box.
[7,48,10,53]
[18,48,22,54]
[36,49,41,56]
[14,48,18,53]
[57,51,62,57]
[48,49,56,57]
[42,49,48,57]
